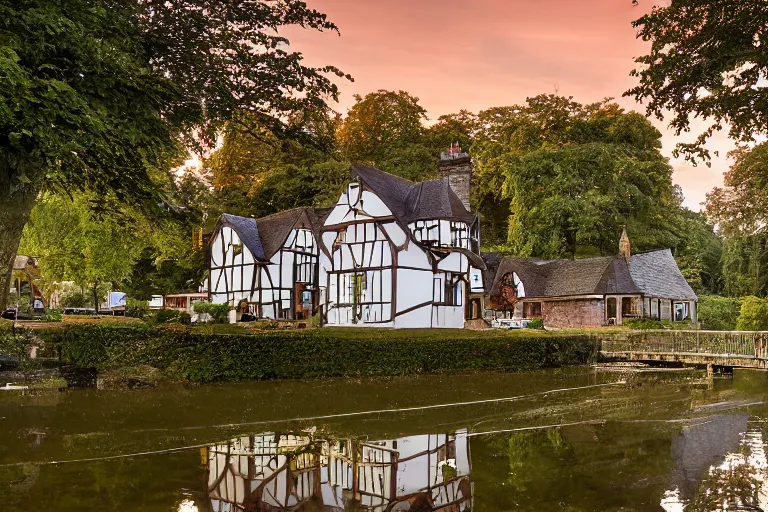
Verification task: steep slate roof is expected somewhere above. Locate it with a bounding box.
[484,248,697,301]
[218,214,265,260]
[216,207,329,262]
[351,164,476,224]
[486,254,640,299]
[630,249,698,300]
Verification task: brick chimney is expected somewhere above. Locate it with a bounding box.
[438,143,473,211]
[619,227,631,268]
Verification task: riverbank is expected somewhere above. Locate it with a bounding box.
[31,324,598,383]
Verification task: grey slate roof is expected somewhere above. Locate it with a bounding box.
[216,207,329,262]
[351,164,476,224]
[486,255,639,299]
[219,214,265,260]
[484,249,697,301]
[630,249,698,300]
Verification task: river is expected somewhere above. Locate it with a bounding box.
[1,366,767,511]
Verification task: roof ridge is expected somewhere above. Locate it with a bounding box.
[351,163,414,184]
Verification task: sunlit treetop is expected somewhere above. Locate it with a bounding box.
[626,0,768,163]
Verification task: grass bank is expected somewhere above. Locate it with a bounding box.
[39,325,598,383]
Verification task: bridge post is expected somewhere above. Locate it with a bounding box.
[707,363,714,390]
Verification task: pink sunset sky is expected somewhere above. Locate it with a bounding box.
[285,0,732,210]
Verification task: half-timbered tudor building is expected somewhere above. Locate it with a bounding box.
[209,208,327,320]
[205,430,473,511]
[318,163,485,328]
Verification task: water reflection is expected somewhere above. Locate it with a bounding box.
[662,417,768,511]
[205,430,472,511]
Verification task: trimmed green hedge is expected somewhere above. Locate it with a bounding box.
[41,325,598,382]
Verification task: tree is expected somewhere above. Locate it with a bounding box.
[673,209,723,295]
[206,110,348,218]
[0,0,348,310]
[626,0,768,162]
[468,95,681,256]
[706,143,768,296]
[18,193,148,310]
[337,90,435,181]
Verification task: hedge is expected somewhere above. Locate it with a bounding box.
[40,325,598,383]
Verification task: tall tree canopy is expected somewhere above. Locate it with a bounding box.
[706,144,768,296]
[470,95,682,254]
[0,0,348,309]
[626,0,768,161]
[336,90,436,181]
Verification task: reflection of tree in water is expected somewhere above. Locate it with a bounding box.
[505,428,576,494]
[668,423,768,512]
[687,456,761,512]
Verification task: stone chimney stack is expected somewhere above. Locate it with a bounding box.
[438,143,473,211]
[619,227,631,268]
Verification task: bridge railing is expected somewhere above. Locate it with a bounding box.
[601,330,768,359]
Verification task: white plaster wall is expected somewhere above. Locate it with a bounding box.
[396,269,433,312]
[381,222,407,246]
[394,306,431,328]
[437,252,466,273]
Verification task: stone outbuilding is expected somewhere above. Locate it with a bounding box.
[483,232,698,328]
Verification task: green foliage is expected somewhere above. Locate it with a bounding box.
[706,144,768,298]
[151,309,181,325]
[0,0,348,310]
[43,325,597,382]
[20,193,145,300]
[736,296,768,331]
[337,90,434,181]
[193,302,230,324]
[125,299,149,319]
[60,291,88,308]
[527,318,544,330]
[697,296,742,331]
[673,210,723,295]
[43,309,62,322]
[626,0,768,162]
[623,318,671,330]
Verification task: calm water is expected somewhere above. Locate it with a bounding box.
[1,367,767,511]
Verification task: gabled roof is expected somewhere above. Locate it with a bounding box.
[484,248,697,301]
[351,164,476,225]
[630,249,697,300]
[218,214,265,260]
[486,254,640,299]
[215,207,329,262]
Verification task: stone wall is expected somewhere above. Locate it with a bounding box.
[542,299,604,328]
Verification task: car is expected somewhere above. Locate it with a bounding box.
[491,318,533,329]
[1,307,17,320]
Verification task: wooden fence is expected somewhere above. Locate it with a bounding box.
[600,330,768,367]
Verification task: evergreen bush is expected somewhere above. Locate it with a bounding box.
[736,296,768,331]
[41,325,598,383]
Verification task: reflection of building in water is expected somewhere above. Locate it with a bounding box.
[661,414,768,511]
[206,430,472,511]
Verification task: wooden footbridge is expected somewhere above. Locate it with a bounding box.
[600,330,768,369]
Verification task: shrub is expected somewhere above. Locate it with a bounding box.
[193,302,230,323]
[61,291,89,308]
[152,309,181,324]
[624,318,670,330]
[126,299,150,319]
[43,309,63,322]
[527,318,544,329]
[42,325,598,383]
[698,295,742,331]
[736,296,768,331]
